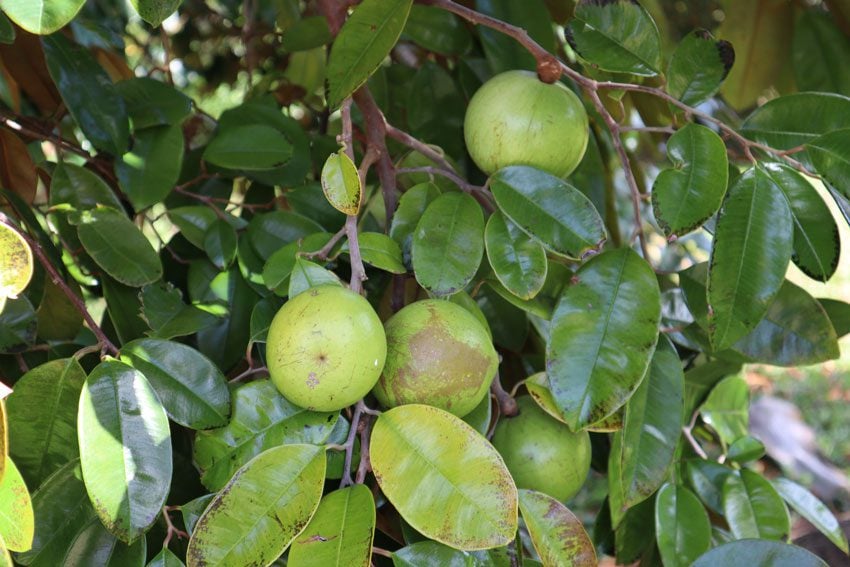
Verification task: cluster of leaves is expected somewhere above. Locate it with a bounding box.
[1,0,850,566]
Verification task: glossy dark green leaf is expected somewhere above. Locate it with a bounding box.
[6,358,85,486]
[49,163,123,212]
[485,211,547,300]
[654,483,711,567]
[343,232,406,275]
[42,34,129,155]
[462,392,493,436]
[389,182,440,269]
[491,166,606,259]
[774,478,850,554]
[41,515,146,567]
[618,336,683,508]
[103,278,149,344]
[476,0,556,73]
[820,297,850,338]
[129,0,181,27]
[566,0,661,76]
[686,459,735,515]
[0,12,13,43]
[320,151,360,215]
[247,211,324,260]
[651,123,728,237]
[78,360,172,542]
[741,93,850,155]
[115,77,192,129]
[405,62,466,158]
[203,219,237,270]
[392,541,478,567]
[808,128,850,202]
[116,124,183,210]
[762,163,839,282]
[403,5,471,55]
[667,29,734,106]
[288,485,375,567]
[286,183,346,232]
[412,192,484,297]
[707,166,793,350]
[692,540,827,567]
[722,469,790,540]
[261,232,333,294]
[0,296,36,352]
[193,379,338,491]
[518,489,596,566]
[288,258,342,298]
[792,11,850,96]
[727,436,766,463]
[168,207,247,251]
[613,493,656,562]
[180,494,214,536]
[139,282,221,340]
[371,405,518,550]
[146,548,185,567]
[203,125,293,171]
[699,375,748,447]
[0,0,85,35]
[326,0,413,108]
[547,247,661,430]
[186,444,326,567]
[120,338,230,429]
[0,458,33,551]
[77,207,163,287]
[280,16,331,52]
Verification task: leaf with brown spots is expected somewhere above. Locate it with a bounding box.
[0,457,34,552]
[518,489,596,567]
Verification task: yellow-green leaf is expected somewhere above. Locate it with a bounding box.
[0,458,34,551]
[0,223,33,299]
[321,151,361,215]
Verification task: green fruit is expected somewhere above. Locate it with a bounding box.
[463,70,589,178]
[491,396,591,501]
[266,285,387,411]
[373,299,498,417]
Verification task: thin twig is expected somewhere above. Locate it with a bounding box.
[339,99,368,293]
[161,505,189,548]
[683,410,709,460]
[340,400,365,488]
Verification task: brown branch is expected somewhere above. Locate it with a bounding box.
[340,400,365,489]
[352,87,399,225]
[491,372,518,417]
[161,505,189,548]
[339,99,368,293]
[396,166,495,210]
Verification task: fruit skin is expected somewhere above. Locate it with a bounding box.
[266,285,387,411]
[373,299,498,417]
[463,70,589,178]
[491,396,591,501]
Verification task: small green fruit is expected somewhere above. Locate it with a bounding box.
[373,299,498,417]
[463,70,589,178]
[266,285,387,411]
[492,396,591,501]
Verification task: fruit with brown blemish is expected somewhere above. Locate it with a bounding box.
[491,396,591,502]
[463,69,589,178]
[266,285,387,411]
[372,299,498,418]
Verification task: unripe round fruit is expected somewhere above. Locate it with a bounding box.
[373,299,498,417]
[463,70,589,178]
[266,285,386,411]
[491,396,591,501]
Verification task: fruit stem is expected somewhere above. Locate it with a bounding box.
[491,372,518,417]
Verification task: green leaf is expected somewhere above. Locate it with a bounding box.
[6,358,85,486]
[0,296,36,352]
[727,436,766,464]
[462,393,493,436]
[78,360,172,542]
[129,0,181,27]
[389,182,441,269]
[0,222,32,300]
[116,124,183,211]
[775,478,850,553]
[280,16,332,52]
[722,469,790,540]
[0,458,33,551]
[667,29,734,106]
[613,493,656,562]
[370,404,518,550]
[247,211,324,260]
[49,163,123,212]
[651,123,729,237]
[326,0,413,108]
[288,485,376,567]
[140,282,222,340]
[546,247,661,430]
[168,206,239,251]
[103,278,149,344]
[820,297,850,338]
[412,192,484,297]
[392,541,478,566]
[485,211,548,300]
[741,93,850,155]
[120,338,230,430]
[762,163,839,282]
[39,516,145,566]
[692,540,827,567]
[793,10,850,96]
[147,548,185,567]
[115,77,192,129]
[0,0,85,35]
[42,34,129,155]
[707,166,793,350]
[618,336,684,508]
[518,490,596,567]
[490,166,606,259]
[343,232,406,275]
[0,12,13,43]
[566,0,662,76]
[203,219,238,270]
[403,5,471,55]
[654,483,711,567]
[192,379,338,491]
[476,0,556,73]
[288,258,342,298]
[186,444,326,567]
[203,124,293,171]
[700,375,748,447]
[320,151,361,215]
[77,207,163,287]
[808,128,850,202]
[686,459,735,515]
[261,232,333,294]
